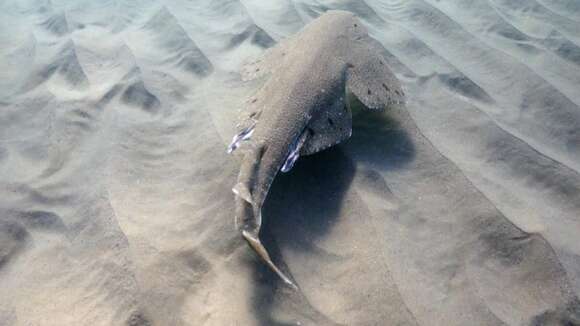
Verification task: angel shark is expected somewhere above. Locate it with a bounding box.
[227,10,405,288]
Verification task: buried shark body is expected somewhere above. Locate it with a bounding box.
[227,10,405,288]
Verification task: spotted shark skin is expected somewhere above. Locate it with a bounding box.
[228,10,405,288]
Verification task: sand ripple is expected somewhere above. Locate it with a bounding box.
[0,0,579,325]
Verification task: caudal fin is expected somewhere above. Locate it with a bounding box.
[242,230,297,289]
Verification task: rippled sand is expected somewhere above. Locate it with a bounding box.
[1,0,579,325]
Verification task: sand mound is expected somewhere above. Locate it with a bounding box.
[39,11,70,36]
[19,40,89,93]
[142,7,213,77]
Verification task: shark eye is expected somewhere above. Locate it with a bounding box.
[354,24,358,27]
[327,118,334,126]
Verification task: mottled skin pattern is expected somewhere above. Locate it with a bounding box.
[229,10,404,287]
[237,49,346,231]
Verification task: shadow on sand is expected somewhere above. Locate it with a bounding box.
[248,101,416,325]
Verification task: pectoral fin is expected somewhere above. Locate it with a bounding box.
[345,39,405,110]
[241,36,296,81]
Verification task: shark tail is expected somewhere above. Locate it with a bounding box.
[242,230,298,289]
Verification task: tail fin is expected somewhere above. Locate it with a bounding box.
[242,230,298,289]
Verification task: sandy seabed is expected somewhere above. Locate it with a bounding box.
[1,0,580,325]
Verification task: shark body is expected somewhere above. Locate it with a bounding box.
[228,10,405,288]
